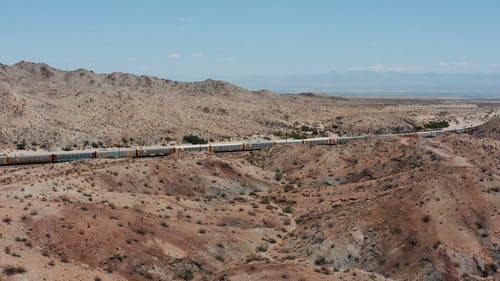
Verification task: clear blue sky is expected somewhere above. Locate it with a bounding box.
[1,0,499,81]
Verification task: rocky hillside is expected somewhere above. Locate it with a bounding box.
[0,119,498,280]
[0,61,496,151]
[247,119,500,280]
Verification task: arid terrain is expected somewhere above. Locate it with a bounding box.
[0,62,499,280]
[1,62,498,152]
[0,116,499,280]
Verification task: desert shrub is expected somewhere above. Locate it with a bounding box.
[424,121,449,129]
[260,197,271,204]
[422,215,431,223]
[114,143,130,148]
[256,244,268,252]
[62,146,73,151]
[284,185,294,193]
[300,125,319,135]
[3,265,26,275]
[16,142,26,150]
[60,255,70,263]
[275,170,283,181]
[176,269,193,280]
[283,206,293,213]
[182,135,208,144]
[286,131,308,139]
[295,216,304,224]
[314,256,326,265]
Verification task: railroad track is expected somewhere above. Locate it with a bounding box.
[0,125,479,166]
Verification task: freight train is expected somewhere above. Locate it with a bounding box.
[0,127,473,166]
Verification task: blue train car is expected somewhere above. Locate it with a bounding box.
[94,148,132,159]
[55,151,95,162]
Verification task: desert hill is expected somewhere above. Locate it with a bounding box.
[0,118,498,280]
[0,61,496,151]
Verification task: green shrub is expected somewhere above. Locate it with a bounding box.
[300,125,319,135]
[284,185,294,193]
[283,206,293,213]
[176,269,193,280]
[183,135,208,144]
[286,131,308,139]
[424,121,449,129]
[16,142,26,150]
[275,170,283,181]
[260,197,271,204]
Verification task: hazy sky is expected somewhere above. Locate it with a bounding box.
[1,0,499,80]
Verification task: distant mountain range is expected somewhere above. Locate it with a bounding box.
[226,71,500,98]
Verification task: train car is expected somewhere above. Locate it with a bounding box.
[181,144,210,152]
[336,136,357,143]
[273,139,303,146]
[430,130,444,137]
[417,131,432,138]
[0,155,6,166]
[243,141,274,150]
[55,151,96,162]
[211,142,244,153]
[304,137,330,145]
[151,147,175,155]
[137,147,174,156]
[3,153,52,165]
[96,150,113,159]
[94,148,132,159]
